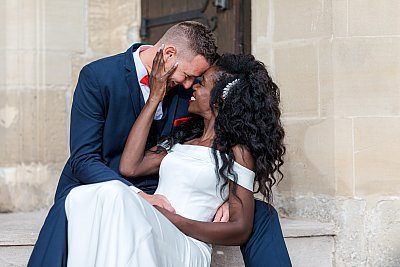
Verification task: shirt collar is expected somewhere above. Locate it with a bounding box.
[133,45,152,84]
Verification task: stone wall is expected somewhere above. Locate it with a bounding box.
[0,0,141,212]
[252,0,400,266]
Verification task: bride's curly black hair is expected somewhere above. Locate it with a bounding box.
[167,54,285,203]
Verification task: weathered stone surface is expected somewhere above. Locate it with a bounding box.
[275,195,400,266]
[0,92,22,163]
[273,0,332,41]
[0,210,47,267]
[109,0,141,53]
[0,51,71,87]
[0,210,47,246]
[251,0,270,40]
[89,0,111,54]
[0,164,61,212]
[88,0,140,54]
[318,38,334,118]
[368,200,400,267]
[45,0,85,52]
[335,199,368,266]
[2,1,38,50]
[275,43,319,117]
[0,90,68,166]
[279,118,335,195]
[281,218,335,238]
[332,0,348,37]
[211,246,244,267]
[274,194,339,224]
[334,118,354,196]
[0,2,5,49]
[333,37,400,117]
[354,117,400,196]
[1,236,335,267]
[286,236,334,267]
[349,0,400,36]
[0,246,33,267]
[1,0,84,52]
[253,0,400,266]
[1,0,142,213]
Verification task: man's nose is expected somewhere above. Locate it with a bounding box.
[183,77,195,89]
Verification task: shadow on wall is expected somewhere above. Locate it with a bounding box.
[278,118,334,196]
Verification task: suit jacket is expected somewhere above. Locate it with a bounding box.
[28,44,192,266]
[55,43,192,200]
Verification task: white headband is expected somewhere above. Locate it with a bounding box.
[222,79,240,99]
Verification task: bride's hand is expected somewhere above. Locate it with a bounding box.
[148,44,178,101]
[138,191,176,214]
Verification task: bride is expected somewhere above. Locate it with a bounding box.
[65,50,286,266]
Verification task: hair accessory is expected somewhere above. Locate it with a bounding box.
[222,79,240,99]
[157,139,171,151]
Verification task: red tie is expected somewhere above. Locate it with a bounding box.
[140,75,149,86]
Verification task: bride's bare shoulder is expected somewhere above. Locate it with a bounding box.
[232,145,255,171]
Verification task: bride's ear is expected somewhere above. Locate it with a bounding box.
[212,103,219,111]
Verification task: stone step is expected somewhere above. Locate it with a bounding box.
[211,218,336,267]
[0,210,335,267]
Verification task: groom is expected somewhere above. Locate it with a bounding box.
[28,21,290,266]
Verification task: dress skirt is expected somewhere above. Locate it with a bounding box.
[65,180,211,267]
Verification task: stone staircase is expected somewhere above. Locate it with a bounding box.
[0,211,335,267]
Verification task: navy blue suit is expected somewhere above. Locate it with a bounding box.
[28,44,291,266]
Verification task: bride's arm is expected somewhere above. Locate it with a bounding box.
[119,46,177,178]
[155,145,255,246]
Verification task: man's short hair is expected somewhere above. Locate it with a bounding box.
[160,21,217,65]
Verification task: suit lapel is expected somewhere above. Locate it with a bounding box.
[124,44,144,118]
[161,89,179,136]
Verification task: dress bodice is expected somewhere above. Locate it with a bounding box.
[155,143,255,222]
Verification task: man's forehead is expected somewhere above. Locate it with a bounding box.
[186,55,210,76]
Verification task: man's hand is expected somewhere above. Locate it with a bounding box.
[213,201,229,222]
[138,192,176,213]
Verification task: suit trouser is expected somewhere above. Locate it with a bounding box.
[240,200,292,267]
[28,195,68,267]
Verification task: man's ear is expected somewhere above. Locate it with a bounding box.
[163,45,177,61]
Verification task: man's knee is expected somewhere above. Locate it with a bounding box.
[67,180,129,208]
[254,200,279,225]
[96,180,129,198]
[241,200,291,266]
[243,200,284,248]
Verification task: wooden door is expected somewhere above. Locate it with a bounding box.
[140,0,251,54]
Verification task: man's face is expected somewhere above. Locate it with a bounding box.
[164,54,210,89]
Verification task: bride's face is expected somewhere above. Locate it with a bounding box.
[188,67,219,116]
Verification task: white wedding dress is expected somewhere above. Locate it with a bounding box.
[65,144,255,267]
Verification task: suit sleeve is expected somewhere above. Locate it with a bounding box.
[69,65,132,186]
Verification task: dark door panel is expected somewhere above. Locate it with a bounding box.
[141,0,251,54]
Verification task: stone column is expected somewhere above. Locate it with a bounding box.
[0,0,141,212]
[0,0,84,211]
[252,0,400,266]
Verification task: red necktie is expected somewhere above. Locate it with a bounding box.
[140,75,149,86]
